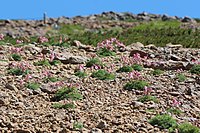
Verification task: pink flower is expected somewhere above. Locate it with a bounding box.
[128,71,141,79]
[192,59,200,65]
[93,64,101,70]
[10,47,22,53]
[16,40,23,44]
[24,74,32,82]
[42,70,51,77]
[39,36,48,43]
[144,86,152,95]
[59,36,63,44]
[176,69,183,73]
[49,52,55,62]
[20,80,25,86]
[78,64,85,71]
[172,98,181,107]
[0,34,4,40]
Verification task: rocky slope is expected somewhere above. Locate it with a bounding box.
[0,41,200,132]
[0,11,199,37]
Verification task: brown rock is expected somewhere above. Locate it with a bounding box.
[166,43,183,48]
[129,49,148,58]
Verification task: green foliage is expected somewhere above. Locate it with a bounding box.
[63,20,200,48]
[138,95,158,103]
[53,42,70,48]
[133,21,181,30]
[117,65,133,73]
[97,47,116,57]
[91,69,115,80]
[54,87,83,101]
[49,60,61,65]
[152,69,164,75]
[33,59,51,67]
[59,24,85,35]
[124,80,149,91]
[75,71,87,78]
[52,103,76,109]
[8,68,29,76]
[190,65,200,74]
[167,108,182,115]
[73,122,83,130]
[149,114,177,132]
[176,73,186,82]
[44,77,59,83]
[194,18,200,23]
[11,54,22,61]
[86,58,103,67]
[178,122,199,133]
[26,82,40,90]
[132,64,143,71]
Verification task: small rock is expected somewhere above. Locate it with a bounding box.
[166,43,183,48]
[170,54,182,61]
[41,48,50,55]
[169,91,180,96]
[13,129,32,133]
[131,101,144,108]
[144,44,157,50]
[90,128,102,133]
[130,42,144,48]
[56,55,88,64]
[96,120,108,129]
[129,49,148,58]
[5,83,18,92]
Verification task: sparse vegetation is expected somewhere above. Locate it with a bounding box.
[117,65,133,73]
[8,68,29,76]
[178,122,199,133]
[138,95,158,103]
[124,80,149,91]
[26,82,40,90]
[167,108,182,115]
[132,64,143,71]
[49,60,61,65]
[190,65,200,74]
[176,73,186,82]
[11,54,22,61]
[91,69,115,80]
[86,58,103,67]
[73,122,83,130]
[97,47,116,57]
[149,114,177,132]
[152,69,164,75]
[75,70,87,78]
[52,103,76,109]
[54,87,83,101]
[34,59,51,67]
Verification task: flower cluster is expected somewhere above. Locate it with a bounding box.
[90,64,102,70]
[0,33,4,40]
[10,47,22,53]
[38,36,49,43]
[9,62,31,72]
[121,53,147,66]
[16,40,23,44]
[192,59,200,65]
[49,51,55,62]
[78,64,85,71]
[97,38,125,51]
[143,86,152,95]
[128,70,142,79]
[171,98,181,107]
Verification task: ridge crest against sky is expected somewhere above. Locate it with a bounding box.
[0,0,199,20]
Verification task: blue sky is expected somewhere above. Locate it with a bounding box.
[0,0,199,20]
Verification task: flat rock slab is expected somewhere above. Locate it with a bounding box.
[55,53,88,64]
